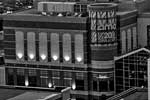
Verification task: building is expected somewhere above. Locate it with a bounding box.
[2,3,90,100]
[114,48,149,93]
[0,1,119,100]
[1,0,150,100]
[107,87,148,100]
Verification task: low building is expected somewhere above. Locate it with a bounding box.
[107,87,147,100]
[114,48,149,93]
[0,86,71,100]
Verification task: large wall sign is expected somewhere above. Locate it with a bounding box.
[88,3,117,45]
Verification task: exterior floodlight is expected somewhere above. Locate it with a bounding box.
[17,53,23,59]
[25,80,29,86]
[29,54,34,59]
[72,83,76,90]
[41,54,46,60]
[48,82,52,88]
[76,57,82,62]
[53,55,58,61]
[64,56,70,61]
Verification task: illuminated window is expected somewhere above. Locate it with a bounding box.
[75,34,84,63]
[15,31,24,60]
[51,33,59,62]
[39,32,48,62]
[27,32,36,61]
[63,34,71,63]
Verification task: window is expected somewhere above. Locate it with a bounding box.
[74,5,80,12]
[64,71,72,78]
[52,71,60,78]
[40,70,48,87]
[76,79,84,90]
[64,79,71,86]
[109,80,114,91]
[17,69,25,86]
[93,81,97,91]
[76,72,84,80]
[52,71,60,86]
[99,81,108,92]
[28,69,37,87]
[7,68,14,85]
[81,5,87,12]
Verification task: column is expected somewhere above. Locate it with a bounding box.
[121,31,126,54]
[127,29,132,51]
[132,27,137,49]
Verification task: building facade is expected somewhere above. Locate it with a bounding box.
[0,2,121,100]
[2,13,91,100]
[2,0,150,100]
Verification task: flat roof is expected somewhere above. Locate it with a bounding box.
[7,91,58,100]
[0,88,26,100]
[6,8,88,18]
[0,86,62,100]
[107,87,148,100]
[1,8,88,24]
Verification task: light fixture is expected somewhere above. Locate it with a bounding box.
[41,11,47,16]
[58,13,63,17]
[97,75,109,79]
[53,55,58,61]
[72,83,76,90]
[76,56,82,62]
[48,82,52,88]
[41,54,46,60]
[25,80,29,86]
[29,54,34,59]
[17,53,23,59]
[64,56,70,61]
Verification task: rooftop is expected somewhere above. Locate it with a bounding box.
[107,87,148,100]
[0,86,70,100]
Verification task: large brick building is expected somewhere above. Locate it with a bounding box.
[1,0,150,100]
